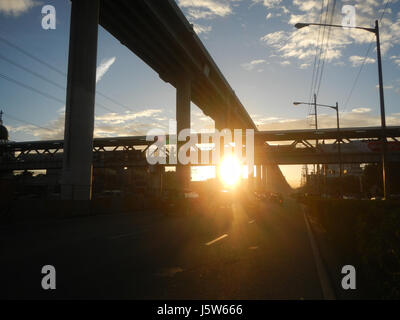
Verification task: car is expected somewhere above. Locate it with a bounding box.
[160,189,200,215]
[269,192,284,206]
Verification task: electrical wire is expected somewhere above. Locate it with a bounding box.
[0,35,134,113]
[342,0,392,111]
[3,111,54,132]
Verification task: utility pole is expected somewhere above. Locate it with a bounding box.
[313,93,320,192]
[336,102,342,197]
[375,19,388,199]
[295,19,389,199]
[293,98,342,197]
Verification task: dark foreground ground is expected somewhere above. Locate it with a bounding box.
[0,198,326,299]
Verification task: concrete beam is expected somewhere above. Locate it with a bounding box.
[262,165,267,189]
[256,165,262,189]
[247,164,255,190]
[176,75,191,189]
[61,0,99,200]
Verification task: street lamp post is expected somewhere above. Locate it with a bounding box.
[295,19,388,199]
[293,100,342,196]
[314,93,319,181]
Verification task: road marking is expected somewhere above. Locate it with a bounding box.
[303,209,336,300]
[108,230,146,240]
[156,267,184,278]
[205,234,228,246]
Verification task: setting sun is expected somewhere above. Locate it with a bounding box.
[219,156,242,187]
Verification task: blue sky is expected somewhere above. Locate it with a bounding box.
[0,0,400,186]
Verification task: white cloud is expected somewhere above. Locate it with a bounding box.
[352,108,371,113]
[193,23,212,34]
[390,55,400,67]
[178,0,235,19]
[241,59,266,71]
[96,57,116,83]
[349,55,375,67]
[178,0,240,35]
[292,0,321,12]
[375,84,394,90]
[260,0,400,66]
[260,30,288,46]
[95,109,163,124]
[9,107,218,140]
[0,0,39,16]
[281,6,289,14]
[396,79,400,94]
[252,0,282,8]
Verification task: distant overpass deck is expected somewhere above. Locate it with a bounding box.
[1,126,400,170]
[255,126,400,142]
[4,126,398,151]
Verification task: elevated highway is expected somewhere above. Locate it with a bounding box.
[99,0,256,130]
[61,0,259,199]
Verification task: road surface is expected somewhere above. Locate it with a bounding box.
[0,197,325,299]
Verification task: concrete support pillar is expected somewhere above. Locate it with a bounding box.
[266,165,273,191]
[176,76,191,189]
[248,165,255,190]
[61,0,99,200]
[253,165,258,190]
[262,165,267,189]
[215,116,229,184]
[256,165,262,190]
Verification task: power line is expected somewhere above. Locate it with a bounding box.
[342,0,391,111]
[0,53,65,91]
[343,42,374,110]
[0,72,65,104]
[0,35,66,77]
[315,0,337,97]
[308,0,331,128]
[3,111,54,132]
[304,0,327,128]
[308,0,326,107]
[0,71,116,113]
[312,0,330,99]
[0,35,134,112]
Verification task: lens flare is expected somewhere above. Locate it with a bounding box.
[219,156,241,187]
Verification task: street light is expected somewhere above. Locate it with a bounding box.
[293,100,342,196]
[295,20,388,199]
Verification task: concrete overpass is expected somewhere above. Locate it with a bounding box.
[62,0,259,200]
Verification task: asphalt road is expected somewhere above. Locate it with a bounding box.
[0,197,324,299]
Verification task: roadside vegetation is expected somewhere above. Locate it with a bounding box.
[303,198,400,299]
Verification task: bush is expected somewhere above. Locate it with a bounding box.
[305,199,400,299]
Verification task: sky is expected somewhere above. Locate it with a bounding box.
[0,0,400,187]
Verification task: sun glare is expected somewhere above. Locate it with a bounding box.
[219,156,242,187]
